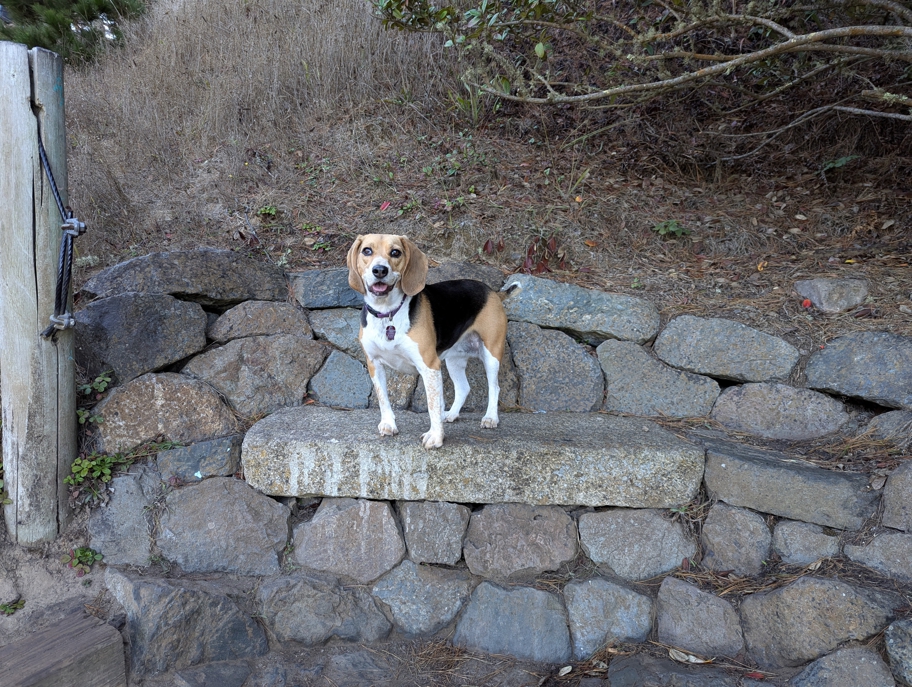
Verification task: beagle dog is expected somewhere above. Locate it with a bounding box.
[347,234,518,449]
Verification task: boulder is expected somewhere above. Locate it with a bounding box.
[884,461,912,532]
[503,273,660,344]
[794,278,869,314]
[94,373,237,454]
[289,268,362,309]
[81,249,286,307]
[462,504,577,579]
[157,477,290,575]
[740,576,900,668]
[175,661,252,687]
[309,308,364,359]
[426,262,505,289]
[701,503,771,576]
[700,436,878,530]
[87,467,159,566]
[772,521,840,565]
[867,410,912,449]
[207,301,312,342]
[564,577,653,659]
[156,435,243,483]
[710,383,849,440]
[75,293,207,384]
[308,350,372,409]
[257,572,391,645]
[399,501,470,565]
[506,322,603,411]
[597,339,719,417]
[105,569,268,677]
[886,618,912,686]
[805,331,912,409]
[656,576,744,658]
[608,654,738,687]
[182,334,328,417]
[452,582,572,663]
[292,498,405,584]
[578,509,695,580]
[371,560,475,636]
[653,315,799,382]
[790,646,894,687]
[844,532,912,583]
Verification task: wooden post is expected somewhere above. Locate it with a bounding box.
[0,42,77,546]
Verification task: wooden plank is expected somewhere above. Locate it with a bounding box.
[0,613,126,687]
[0,42,76,545]
[30,46,77,535]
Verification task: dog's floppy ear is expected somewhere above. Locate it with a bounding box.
[347,235,366,294]
[399,236,429,296]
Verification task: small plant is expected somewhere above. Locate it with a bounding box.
[309,241,331,252]
[64,451,130,487]
[76,409,104,425]
[257,205,278,217]
[631,276,643,289]
[652,220,690,237]
[275,248,292,267]
[78,370,112,397]
[398,198,420,216]
[821,155,860,174]
[0,598,25,616]
[61,547,103,577]
[301,222,323,233]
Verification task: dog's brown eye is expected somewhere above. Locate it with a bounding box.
[390,249,402,258]
[361,247,373,256]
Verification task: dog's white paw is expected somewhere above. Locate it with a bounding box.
[420,429,444,449]
[443,410,460,423]
[480,416,499,429]
[378,421,399,437]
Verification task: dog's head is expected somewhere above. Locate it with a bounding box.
[347,234,428,300]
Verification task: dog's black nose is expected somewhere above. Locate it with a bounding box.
[372,265,389,279]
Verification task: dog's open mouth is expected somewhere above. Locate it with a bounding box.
[369,282,393,296]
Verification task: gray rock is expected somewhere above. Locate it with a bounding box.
[656,576,744,658]
[453,582,572,663]
[183,334,328,418]
[207,300,312,342]
[320,650,389,687]
[371,560,474,636]
[87,467,159,566]
[289,268,362,309]
[95,372,237,454]
[503,273,660,344]
[157,477,289,575]
[740,576,900,668]
[506,322,603,411]
[597,339,719,417]
[309,308,364,359]
[868,410,912,449]
[701,503,771,576]
[81,249,286,307]
[105,568,268,677]
[308,350,372,409]
[462,504,577,579]
[885,461,912,532]
[242,407,705,508]
[578,509,695,580]
[794,278,869,314]
[427,262,505,289]
[772,521,840,565]
[653,315,799,382]
[886,618,912,686]
[257,572,391,645]
[700,436,878,530]
[564,578,653,659]
[371,370,419,411]
[157,435,243,483]
[608,654,738,687]
[75,293,207,384]
[710,383,849,440]
[292,498,405,583]
[844,532,912,582]
[806,331,912,409]
[411,340,520,413]
[399,501,470,565]
[175,661,252,687]
[790,646,894,687]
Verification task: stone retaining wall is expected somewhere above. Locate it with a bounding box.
[69,250,912,686]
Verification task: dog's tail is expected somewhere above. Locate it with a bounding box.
[498,280,522,301]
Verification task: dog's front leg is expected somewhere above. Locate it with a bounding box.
[418,365,445,449]
[366,357,398,437]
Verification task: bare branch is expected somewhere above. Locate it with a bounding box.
[831,0,912,25]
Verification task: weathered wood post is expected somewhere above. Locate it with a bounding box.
[0,42,77,546]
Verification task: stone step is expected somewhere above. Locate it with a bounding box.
[241,407,704,507]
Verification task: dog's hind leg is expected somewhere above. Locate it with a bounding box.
[479,346,501,429]
[443,355,471,423]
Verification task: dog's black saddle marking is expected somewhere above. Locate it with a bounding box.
[411,279,490,354]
